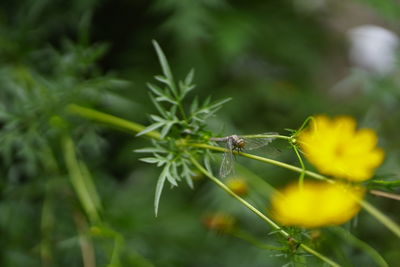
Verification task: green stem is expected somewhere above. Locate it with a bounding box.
[67,104,161,140]
[73,210,96,267]
[359,199,400,238]
[190,155,341,267]
[240,134,291,141]
[68,105,400,239]
[191,155,284,232]
[188,143,332,182]
[330,227,388,267]
[292,145,306,188]
[369,179,400,186]
[295,116,315,134]
[63,135,101,223]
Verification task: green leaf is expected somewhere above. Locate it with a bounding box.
[147,82,165,97]
[209,97,232,111]
[190,96,199,113]
[154,163,178,216]
[155,96,177,104]
[184,69,195,85]
[150,115,165,122]
[139,157,161,164]
[165,171,178,187]
[179,81,195,100]
[170,162,180,182]
[134,147,167,153]
[154,75,170,85]
[136,122,164,137]
[169,105,178,117]
[182,162,194,189]
[203,96,211,106]
[149,94,168,117]
[204,156,213,177]
[160,121,176,138]
[152,40,176,95]
[154,169,168,217]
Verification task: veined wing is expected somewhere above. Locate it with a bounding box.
[219,139,235,179]
[241,132,278,150]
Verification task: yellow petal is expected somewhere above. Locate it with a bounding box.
[298,115,384,181]
[270,182,364,228]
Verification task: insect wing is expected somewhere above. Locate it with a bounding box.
[242,132,278,150]
[219,139,235,179]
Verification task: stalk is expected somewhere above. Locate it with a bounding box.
[67,104,161,140]
[190,155,341,267]
[67,105,400,238]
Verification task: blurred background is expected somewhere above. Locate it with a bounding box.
[0,0,400,266]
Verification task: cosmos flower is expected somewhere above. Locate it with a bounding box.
[298,115,384,182]
[270,181,364,228]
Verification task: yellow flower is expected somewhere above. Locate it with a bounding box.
[226,177,248,196]
[298,115,384,182]
[270,181,364,228]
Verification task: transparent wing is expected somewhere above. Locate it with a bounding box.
[219,140,235,179]
[242,132,278,150]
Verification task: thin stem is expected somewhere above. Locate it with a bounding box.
[292,145,306,188]
[67,104,161,140]
[369,179,400,186]
[188,143,332,182]
[240,134,291,141]
[74,210,96,267]
[190,155,341,267]
[370,190,400,201]
[190,155,285,232]
[68,105,400,239]
[63,135,101,223]
[330,226,388,267]
[295,116,315,135]
[188,142,400,238]
[359,199,400,238]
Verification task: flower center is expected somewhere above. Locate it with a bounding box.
[334,144,345,157]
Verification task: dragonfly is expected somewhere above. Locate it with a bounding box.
[210,133,278,179]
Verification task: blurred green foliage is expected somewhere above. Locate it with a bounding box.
[1,0,400,266]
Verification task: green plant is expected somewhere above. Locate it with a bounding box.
[135,41,230,215]
[68,41,400,267]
